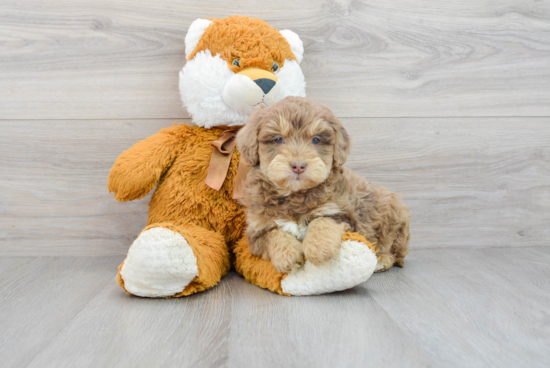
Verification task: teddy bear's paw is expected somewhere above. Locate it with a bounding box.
[280,239,378,296]
[120,227,199,297]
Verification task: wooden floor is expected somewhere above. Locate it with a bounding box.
[1,247,548,368]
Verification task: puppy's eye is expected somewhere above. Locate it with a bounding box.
[232,58,241,67]
[274,137,285,144]
[272,62,279,72]
[312,137,321,145]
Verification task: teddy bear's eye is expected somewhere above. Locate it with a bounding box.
[272,62,279,72]
[312,137,321,145]
[274,137,284,144]
[232,58,241,67]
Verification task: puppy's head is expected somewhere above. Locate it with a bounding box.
[236,96,350,192]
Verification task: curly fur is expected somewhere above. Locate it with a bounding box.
[109,124,245,296]
[236,97,410,273]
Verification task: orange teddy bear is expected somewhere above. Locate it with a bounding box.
[108,16,378,298]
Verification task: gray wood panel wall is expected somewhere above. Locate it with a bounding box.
[1,1,549,255]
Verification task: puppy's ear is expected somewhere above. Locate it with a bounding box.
[236,110,264,165]
[329,116,351,167]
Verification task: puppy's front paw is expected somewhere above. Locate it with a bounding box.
[302,218,346,266]
[303,238,340,266]
[270,244,304,273]
[266,232,304,273]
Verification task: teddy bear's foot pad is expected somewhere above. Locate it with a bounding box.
[120,227,199,297]
[280,239,378,296]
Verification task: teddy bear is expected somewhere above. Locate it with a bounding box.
[108,15,378,297]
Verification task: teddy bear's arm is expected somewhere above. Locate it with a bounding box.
[108,131,179,202]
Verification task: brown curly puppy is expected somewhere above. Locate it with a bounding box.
[236,96,410,273]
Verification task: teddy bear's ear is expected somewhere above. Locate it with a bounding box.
[185,18,213,59]
[279,30,304,63]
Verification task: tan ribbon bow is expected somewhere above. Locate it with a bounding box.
[205,128,250,200]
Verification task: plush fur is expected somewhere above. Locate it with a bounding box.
[119,227,199,297]
[280,233,378,296]
[236,97,410,273]
[111,125,242,297]
[234,232,378,296]
[179,16,306,128]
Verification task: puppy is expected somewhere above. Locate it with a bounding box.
[236,97,410,273]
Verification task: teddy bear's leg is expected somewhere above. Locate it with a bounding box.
[117,222,230,298]
[234,237,290,295]
[233,232,378,296]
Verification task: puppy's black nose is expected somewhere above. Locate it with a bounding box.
[254,78,276,94]
[291,162,307,174]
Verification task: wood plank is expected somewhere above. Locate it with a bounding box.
[0,257,38,292]
[3,249,548,367]
[1,118,549,255]
[27,270,233,368]
[0,119,179,256]
[1,0,550,119]
[0,257,121,368]
[345,117,550,248]
[368,247,550,367]
[24,271,440,368]
[226,273,441,368]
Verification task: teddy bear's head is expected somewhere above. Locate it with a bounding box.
[179,16,306,128]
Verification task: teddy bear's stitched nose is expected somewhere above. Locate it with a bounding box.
[254,78,276,94]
